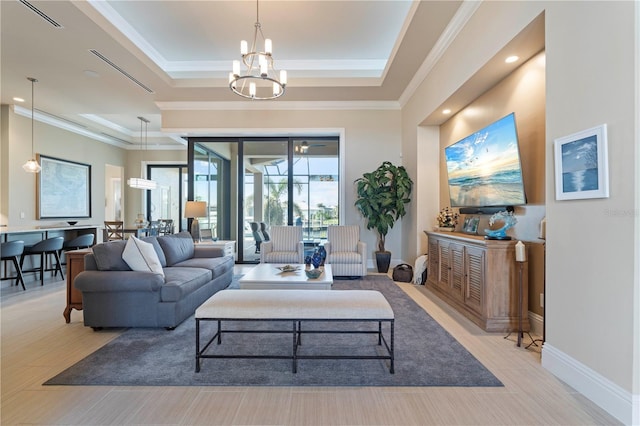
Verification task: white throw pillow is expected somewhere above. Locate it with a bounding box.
[122,236,164,276]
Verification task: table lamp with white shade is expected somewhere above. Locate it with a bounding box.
[184,201,207,241]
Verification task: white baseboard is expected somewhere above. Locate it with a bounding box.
[528,311,543,337]
[542,343,635,425]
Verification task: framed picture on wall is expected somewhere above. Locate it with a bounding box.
[37,155,91,219]
[554,124,609,200]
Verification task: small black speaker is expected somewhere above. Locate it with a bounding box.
[459,206,514,215]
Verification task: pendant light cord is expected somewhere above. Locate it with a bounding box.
[29,77,37,157]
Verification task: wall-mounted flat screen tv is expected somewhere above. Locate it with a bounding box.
[445,113,526,209]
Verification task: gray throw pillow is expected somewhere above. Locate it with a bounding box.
[141,236,167,267]
[92,240,131,271]
[157,232,195,266]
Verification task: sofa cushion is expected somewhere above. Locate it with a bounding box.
[158,232,195,266]
[122,236,164,276]
[161,267,211,302]
[329,251,362,264]
[173,255,234,279]
[141,236,167,267]
[92,240,131,271]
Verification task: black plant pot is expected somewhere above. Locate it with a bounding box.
[375,251,391,273]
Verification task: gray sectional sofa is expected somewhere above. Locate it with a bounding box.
[74,231,234,330]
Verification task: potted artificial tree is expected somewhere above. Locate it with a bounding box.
[354,161,413,273]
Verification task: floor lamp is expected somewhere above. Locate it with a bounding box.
[184,201,207,241]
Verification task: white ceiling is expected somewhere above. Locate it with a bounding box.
[1,1,543,149]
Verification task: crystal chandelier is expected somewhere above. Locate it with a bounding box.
[127,116,157,190]
[229,0,287,100]
[22,77,41,173]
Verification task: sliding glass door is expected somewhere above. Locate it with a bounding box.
[188,136,339,263]
[147,165,188,231]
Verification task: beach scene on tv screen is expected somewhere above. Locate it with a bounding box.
[445,114,526,207]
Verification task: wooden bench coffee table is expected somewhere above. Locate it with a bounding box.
[238,263,333,290]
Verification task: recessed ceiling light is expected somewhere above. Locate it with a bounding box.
[83,69,100,78]
[442,109,451,114]
[505,55,519,64]
[13,97,25,103]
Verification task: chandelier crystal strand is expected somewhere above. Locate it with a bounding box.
[22,77,41,173]
[229,0,286,100]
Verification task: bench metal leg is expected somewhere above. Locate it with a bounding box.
[195,319,201,372]
[390,320,395,374]
[292,321,298,373]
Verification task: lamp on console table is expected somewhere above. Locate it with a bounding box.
[184,201,207,241]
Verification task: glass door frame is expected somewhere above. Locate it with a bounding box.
[187,135,342,263]
[146,164,188,231]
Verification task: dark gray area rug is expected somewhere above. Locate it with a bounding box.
[44,275,502,387]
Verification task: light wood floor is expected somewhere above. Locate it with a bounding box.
[1,266,619,425]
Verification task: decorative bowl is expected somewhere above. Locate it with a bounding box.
[276,265,300,273]
[67,221,78,226]
[305,268,323,279]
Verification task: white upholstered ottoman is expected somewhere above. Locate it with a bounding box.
[195,289,395,373]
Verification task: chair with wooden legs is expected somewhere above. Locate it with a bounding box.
[104,221,124,241]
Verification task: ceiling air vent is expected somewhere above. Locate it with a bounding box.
[36,109,88,128]
[100,133,133,145]
[19,0,63,28]
[89,49,155,94]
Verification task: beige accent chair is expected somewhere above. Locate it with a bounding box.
[260,226,304,264]
[324,225,367,277]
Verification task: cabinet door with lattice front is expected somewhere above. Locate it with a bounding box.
[464,245,485,314]
[436,239,452,292]
[427,238,439,286]
[449,242,465,301]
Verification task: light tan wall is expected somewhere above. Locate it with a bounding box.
[437,52,546,316]
[401,0,638,414]
[1,106,126,227]
[0,107,187,228]
[439,51,546,238]
[124,148,186,228]
[544,0,636,393]
[1,106,10,226]
[162,108,403,260]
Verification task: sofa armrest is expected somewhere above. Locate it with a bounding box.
[193,246,224,258]
[324,241,332,254]
[74,270,164,293]
[259,241,273,263]
[296,241,305,263]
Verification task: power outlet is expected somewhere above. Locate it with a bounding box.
[540,293,544,308]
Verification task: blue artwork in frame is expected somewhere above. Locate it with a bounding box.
[554,124,609,200]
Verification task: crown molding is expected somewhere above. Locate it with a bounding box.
[156,100,400,111]
[399,0,481,107]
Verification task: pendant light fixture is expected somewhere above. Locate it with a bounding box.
[127,116,157,190]
[229,0,287,100]
[22,77,41,173]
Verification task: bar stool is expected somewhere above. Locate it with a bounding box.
[62,234,94,251]
[1,240,26,290]
[20,237,65,285]
[57,234,95,274]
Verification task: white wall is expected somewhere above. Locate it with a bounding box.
[401,1,638,423]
